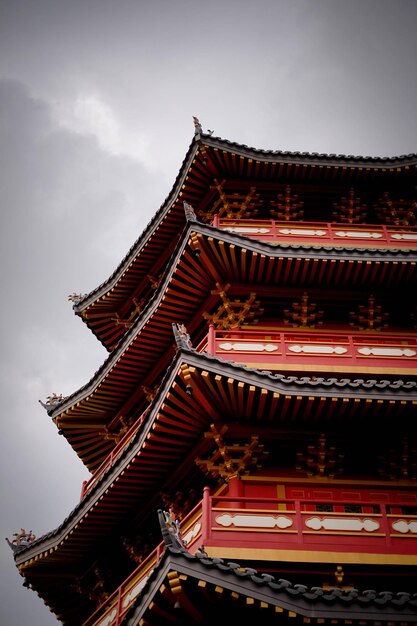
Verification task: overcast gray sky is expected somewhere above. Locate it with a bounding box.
[1,1,416,624]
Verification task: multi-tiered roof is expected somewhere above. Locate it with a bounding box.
[9,126,417,626]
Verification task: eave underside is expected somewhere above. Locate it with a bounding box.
[48,226,417,471]
[123,550,417,626]
[74,135,417,349]
[19,351,417,568]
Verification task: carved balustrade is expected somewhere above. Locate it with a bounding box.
[80,410,149,500]
[82,489,417,626]
[212,216,417,248]
[198,327,417,373]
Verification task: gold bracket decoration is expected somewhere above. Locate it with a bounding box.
[374,192,416,226]
[332,187,367,223]
[101,415,134,442]
[195,423,268,481]
[100,425,121,443]
[73,564,110,606]
[199,178,261,220]
[270,185,304,221]
[283,292,323,328]
[167,570,183,597]
[203,282,263,329]
[141,384,159,402]
[121,534,153,565]
[411,306,417,330]
[296,433,344,478]
[111,298,144,329]
[378,437,417,481]
[349,294,389,331]
[323,565,355,591]
[160,489,198,521]
[147,273,162,290]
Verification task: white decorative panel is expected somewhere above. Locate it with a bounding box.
[391,233,417,241]
[288,344,347,355]
[392,520,417,534]
[215,513,293,529]
[97,608,117,626]
[335,230,382,239]
[305,517,379,532]
[219,342,278,352]
[225,227,270,234]
[182,522,201,545]
[122,575,151,608]
[357,347,416,357]
[278,228,327,236]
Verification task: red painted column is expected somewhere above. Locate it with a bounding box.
[202,486,211,544]
[228,474,244,509]
[208,323,215,356]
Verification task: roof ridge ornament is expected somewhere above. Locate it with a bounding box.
[172,323,192,350]
[158,509,188,551]
[5,528,36,554]
[183,201,197,221]
[68,292,88,305]
[39,392,67,410]
[192,116,213,137]
[193,116,203,136]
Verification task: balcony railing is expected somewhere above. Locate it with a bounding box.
[80,409,149,500]
[82,488,417,626]
[80,330,416,502]
[212,216,417,248]
[197,327,417,372]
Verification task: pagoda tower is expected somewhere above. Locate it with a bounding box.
[8,122,417,626]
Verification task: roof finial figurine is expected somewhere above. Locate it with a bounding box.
[193,116,203,135]
[39,392,66,410]
[6,528,36,554]
[68,292,88,305]
[157,509,187,551]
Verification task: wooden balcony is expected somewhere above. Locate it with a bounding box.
[80,409,149,500]
[212,216,417,249]
[198,327,417,375]
[82,488,417,626]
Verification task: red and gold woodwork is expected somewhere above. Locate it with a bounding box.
[11,128,417,626]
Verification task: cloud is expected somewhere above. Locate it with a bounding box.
[52,93,151,164]
[0,79,161,625]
